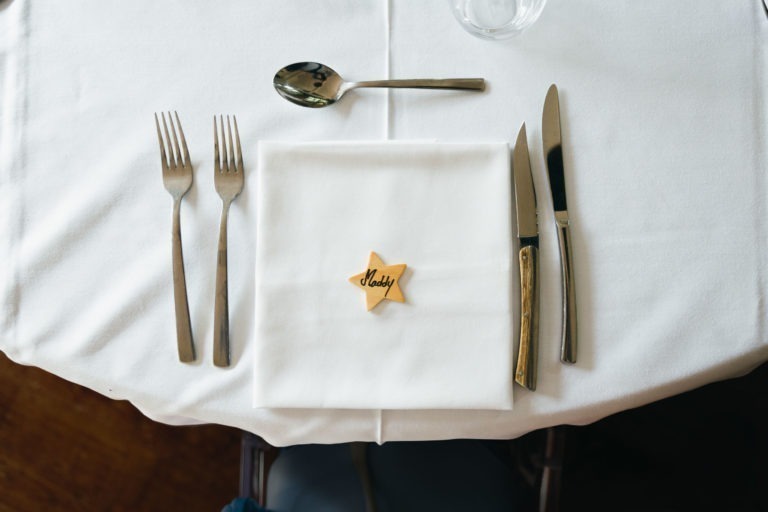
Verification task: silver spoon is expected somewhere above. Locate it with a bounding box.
[273,61,485,108]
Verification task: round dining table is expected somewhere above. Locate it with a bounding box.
[1,0,766,445]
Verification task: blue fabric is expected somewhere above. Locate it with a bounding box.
[266,445,368,512]
[265,440,531,512]
[221,497,269,512]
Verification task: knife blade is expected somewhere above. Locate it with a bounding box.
[542,84,577,364]
[512,123,540,390]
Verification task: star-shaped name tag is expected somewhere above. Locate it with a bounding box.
[349,252,407,311]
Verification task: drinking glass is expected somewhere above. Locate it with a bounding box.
[449,0,547,40]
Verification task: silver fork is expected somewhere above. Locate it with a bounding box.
[155,111,196,363]
[213,115,244,367]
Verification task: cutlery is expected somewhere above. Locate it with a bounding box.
[542,84,577,364]
[155,111,195,363]
[273,61,485,108]
[213,115,244,367]
[512,123,540,390]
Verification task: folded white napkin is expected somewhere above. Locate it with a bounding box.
[253,141,514,410]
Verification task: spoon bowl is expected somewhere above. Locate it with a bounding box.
[273,61,485,108]
[274,62,346,108]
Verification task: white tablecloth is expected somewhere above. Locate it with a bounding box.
[1,0,766,445]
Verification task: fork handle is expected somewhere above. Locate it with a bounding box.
[172,199,195,362]
[213,202,231,367]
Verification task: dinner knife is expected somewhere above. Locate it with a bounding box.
[512,123,540,390]
[542,84,577,364]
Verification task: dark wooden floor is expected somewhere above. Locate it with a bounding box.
[2,348,767,512]
[0,352,241,512]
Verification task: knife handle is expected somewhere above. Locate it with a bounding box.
[555,214,577,364]
[515,244,539,390]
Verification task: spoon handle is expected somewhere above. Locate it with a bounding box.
[352,78,485,91]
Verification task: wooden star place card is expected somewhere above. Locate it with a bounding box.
[349,252,407,311]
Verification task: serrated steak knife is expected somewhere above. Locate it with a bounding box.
[512,123,540,390]
[542,84,577,364]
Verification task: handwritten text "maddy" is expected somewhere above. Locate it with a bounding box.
[360,269,395,297]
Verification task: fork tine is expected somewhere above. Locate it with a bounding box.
[219,115,227,172]
[232,115,243,173]
[221,115,229,172]
[220,116,226,171]
[160,113,176,169]
[214,115,221,173]
[154,113,169,170]
[226,115,236,173]
[174,111,191,167]
[232,115,243,172]
[167,111,183,170]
